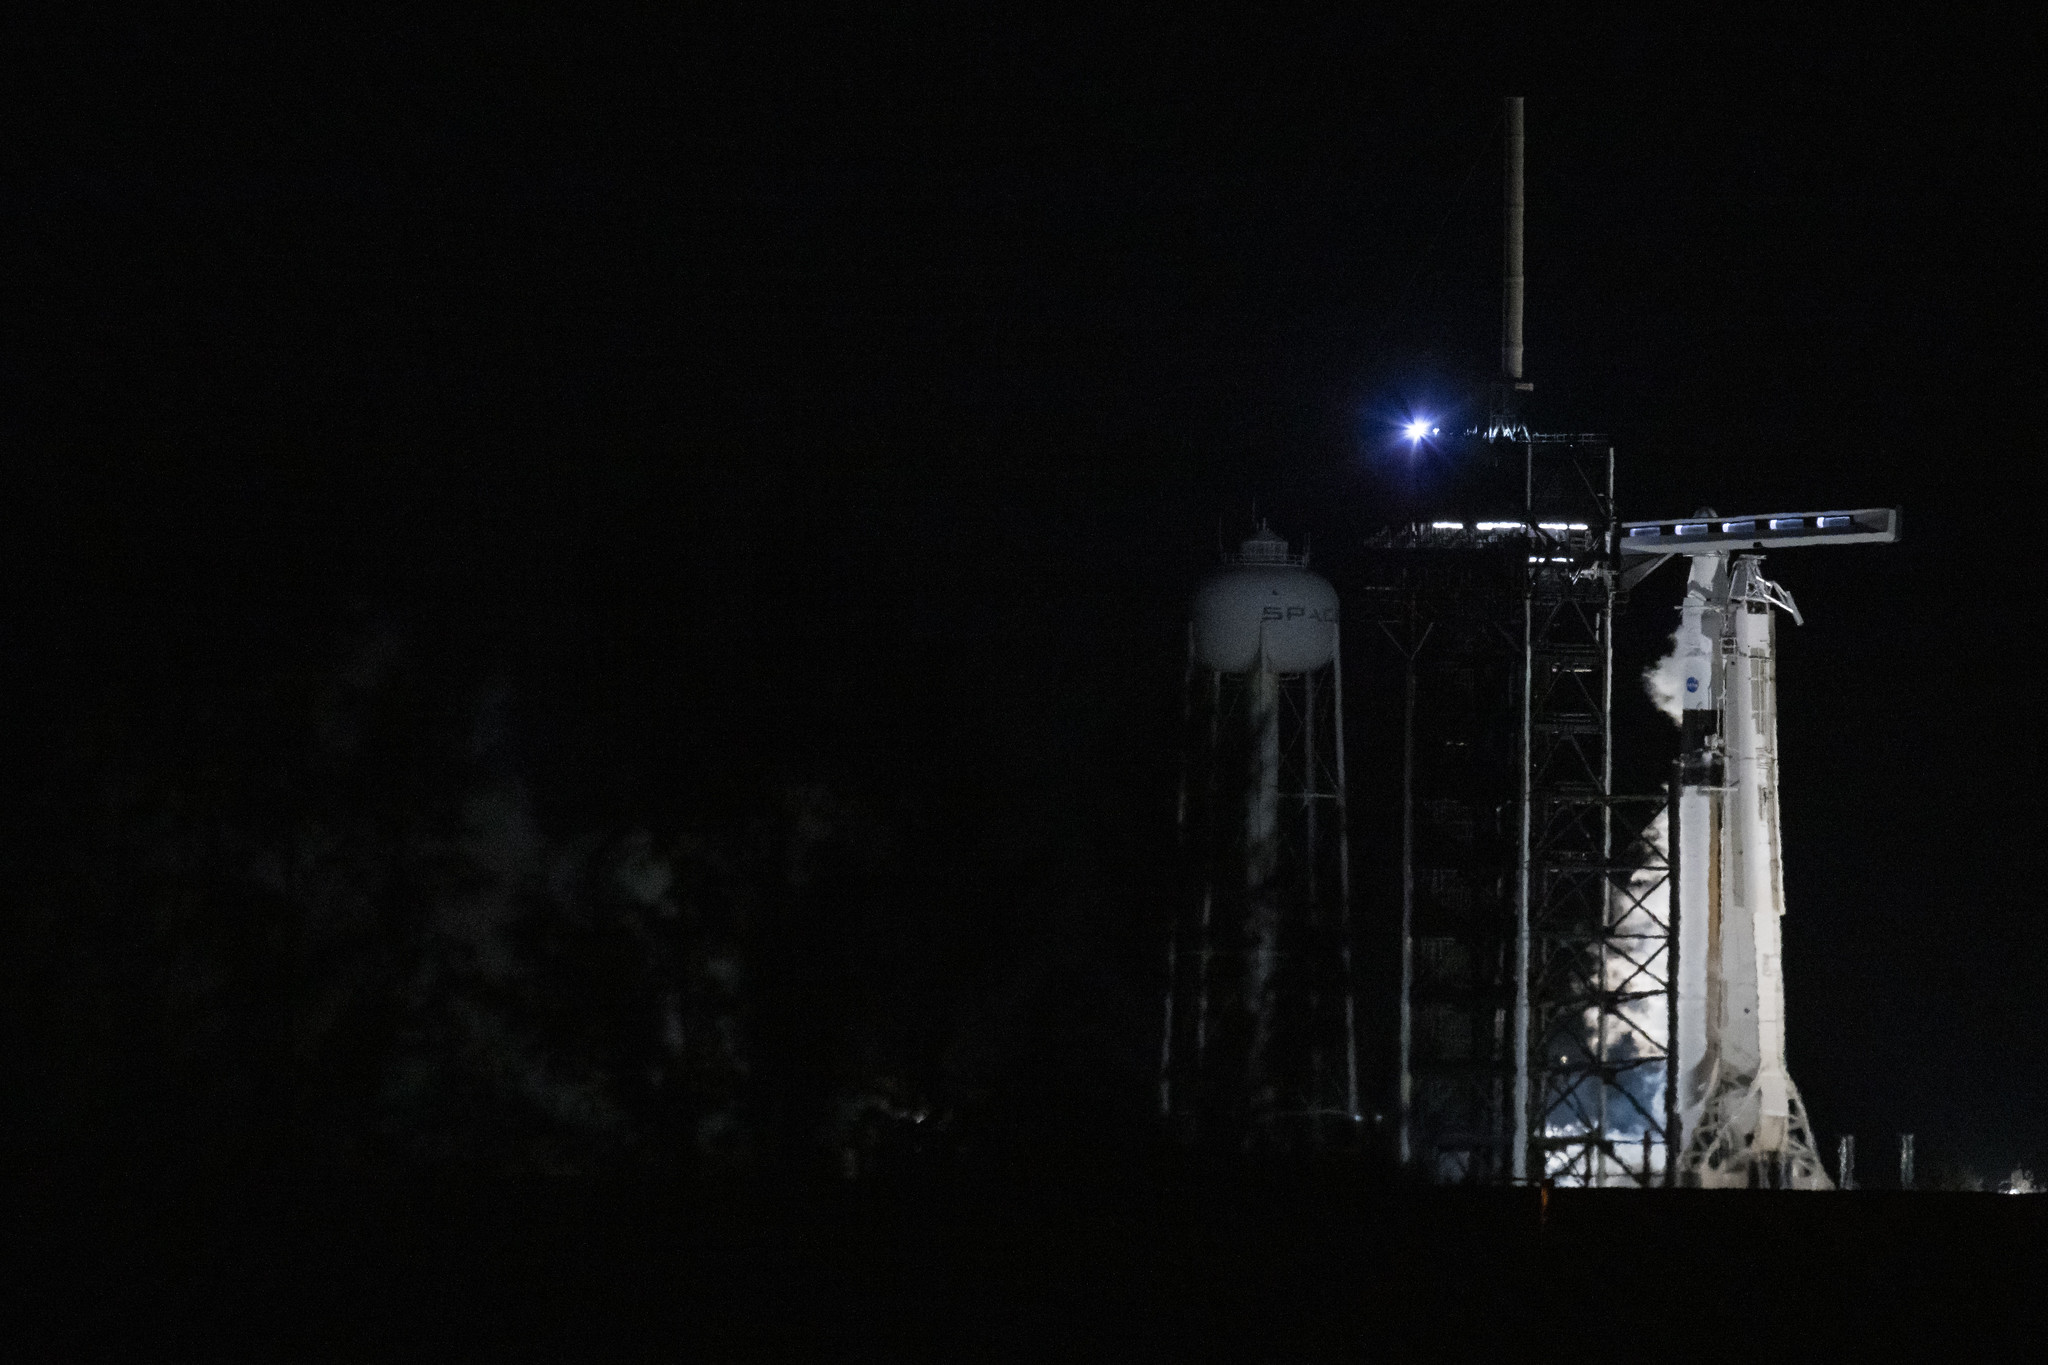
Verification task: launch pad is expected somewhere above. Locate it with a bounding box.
[1342,460,1900,1187]
[1160,96,1902,1188]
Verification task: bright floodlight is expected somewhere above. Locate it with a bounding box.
[1404,419,1433,442]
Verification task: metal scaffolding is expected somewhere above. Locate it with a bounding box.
[1354,437,1674,1185]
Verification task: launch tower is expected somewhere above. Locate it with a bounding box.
[1354,440,1675,1185]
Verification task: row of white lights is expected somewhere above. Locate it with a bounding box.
[1628,515,1853,538]
[1430,520,1590,533]
[1427,517,1856,539]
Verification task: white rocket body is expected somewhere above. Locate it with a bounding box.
[1672,555,1722,1144]
[1673,552,1831,1189]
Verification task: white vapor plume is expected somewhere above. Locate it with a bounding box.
[1544,804,1675,1187]
[1644,632,1685,725]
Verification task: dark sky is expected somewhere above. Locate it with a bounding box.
[6,14,2041,1174]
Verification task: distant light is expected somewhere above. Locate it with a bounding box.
[1476,520,1526,532]
[1817,514,1851,529]
[1431,521,1465,530]
[1404,419,1433,442]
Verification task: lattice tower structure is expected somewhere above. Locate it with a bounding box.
[1351,536,1521,1184]
[1351,437,1674,1186]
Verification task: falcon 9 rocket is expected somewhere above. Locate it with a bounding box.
[1670,552,1831,1188]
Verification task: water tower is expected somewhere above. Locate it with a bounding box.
[1159,522,1361,1149]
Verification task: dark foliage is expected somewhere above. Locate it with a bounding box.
[0,610,964,1179]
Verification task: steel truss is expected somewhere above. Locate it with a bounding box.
[1163,640,1360,1152]
[1356,438,1675,1186]
[1354,540,1522,1184]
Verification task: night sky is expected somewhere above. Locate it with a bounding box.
[5,14,2039,1181]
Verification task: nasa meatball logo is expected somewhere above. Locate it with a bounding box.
[1685,677,1699,693]
[1260,605,1338,623]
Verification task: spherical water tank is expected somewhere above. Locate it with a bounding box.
[1191,525,1339,673]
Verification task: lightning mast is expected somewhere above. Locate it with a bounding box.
[1492,96,1530,439]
